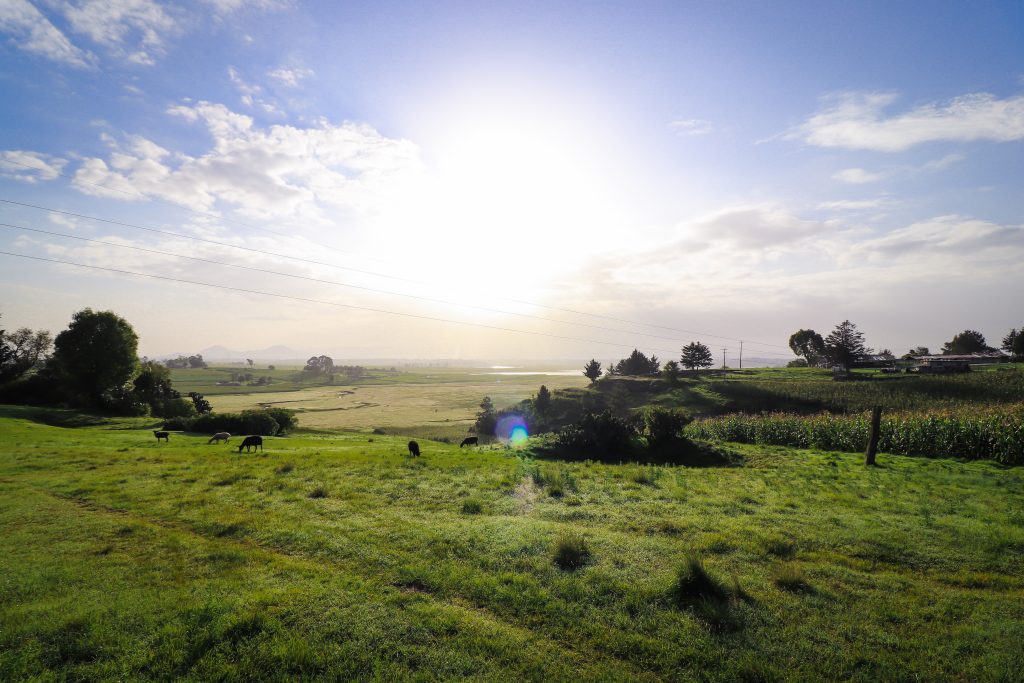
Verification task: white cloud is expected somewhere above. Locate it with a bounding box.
[62,0,178,65]
[816,199,891,211]
[669,118,712,136]
[832,167,885,184]
[0,150,67,182]
[0,0,95,67]
[201,0,288,14]
[66,101,425,225]
[793,91,1024,151]
[267,66,313,87]
[227,66,284,115]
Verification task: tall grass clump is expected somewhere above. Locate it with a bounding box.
[551,533,592,570]
[670,556,728,606]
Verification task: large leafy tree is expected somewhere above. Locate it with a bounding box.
[788,329,825,367]
[52,309,138,402]
[0,320,53,383]
[583,359,602,383]
[941,330,992,355]
[680,342,714,370]
[1001,329,1023,359]
[303,355,335,376]
[823,320,868,369]
[610,349,660,376]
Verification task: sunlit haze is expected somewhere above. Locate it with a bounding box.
[1,1,1021,362]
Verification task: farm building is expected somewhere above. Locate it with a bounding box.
[914,353,1011,373]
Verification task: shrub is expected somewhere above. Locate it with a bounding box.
[275,463,294,474]
[308,487,328,499]
[552,534,592,570]
[163,409,297,436]
[460,499,483,514]
[553,411,638,458]
[643,407,691,447]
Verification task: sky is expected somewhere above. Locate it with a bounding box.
[0,0,1022,363]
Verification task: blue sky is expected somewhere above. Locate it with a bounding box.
[1,0,1022,360]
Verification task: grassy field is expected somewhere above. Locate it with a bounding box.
[1,404,1023,681]
[179,365,590,440]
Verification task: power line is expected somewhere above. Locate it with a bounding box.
[0,220,795,356]
[0,249,716,356]
[0,196,793,352]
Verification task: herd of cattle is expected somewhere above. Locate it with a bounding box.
[153,431,482,456]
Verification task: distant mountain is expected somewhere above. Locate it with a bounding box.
[197,345,308,361]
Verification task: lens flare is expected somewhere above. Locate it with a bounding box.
[495,414,529,446]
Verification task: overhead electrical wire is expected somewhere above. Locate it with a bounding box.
[0,221,794,356]
[0,196,793,353]
[0,249,724,356]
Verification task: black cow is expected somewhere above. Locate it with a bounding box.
[153,430,169,442]
[459,437,478,448]
[408,440,420,457]
[238,435,263,453]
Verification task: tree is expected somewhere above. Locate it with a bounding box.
[788,329,825,367]
[188,391,212,414]
[474,396,496,436]
[246,358,254,368]
[680,342,714,370]
[132,361,183,415]
[941,330,992,355]
[902,346,930,359]
[610,349,660,376]
[1001,329,1023,360]
[303,355,335,376]
[51,309,138,403]
[534,385,551,416]
[0,323,53,383]
[823,320,868,369]
[662,359,681,383]
[583,359,602,383]
[188,354,207,369]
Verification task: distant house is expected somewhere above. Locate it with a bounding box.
[914,353,1010,374]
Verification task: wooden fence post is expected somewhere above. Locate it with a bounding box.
[864,406,882,466]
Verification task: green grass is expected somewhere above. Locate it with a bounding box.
[1,403,1023,680]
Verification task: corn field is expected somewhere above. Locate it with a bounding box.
[686,403,1024,464]
[707,367,1024,414]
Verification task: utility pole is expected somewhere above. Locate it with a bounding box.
[739,340,744,369]
[721,347,728,368]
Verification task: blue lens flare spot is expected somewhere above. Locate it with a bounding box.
[495,414,529,446]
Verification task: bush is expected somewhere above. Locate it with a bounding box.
[308,487,328,499]
[460,499,483,514]
[553,411,638,458]
[552,534,592,571]
[643,407,691,448]
[163,408,297,436]
[154,397,196,419]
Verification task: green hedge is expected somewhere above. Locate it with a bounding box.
[163,408,297,436]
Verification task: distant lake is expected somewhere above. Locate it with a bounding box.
[475,370,579,376]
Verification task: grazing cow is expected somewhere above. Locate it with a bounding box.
[460,437,479,448]
[208,432,231,444]
[408,440,420,457]
[238,435,263,453]
[153,431,169,442]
